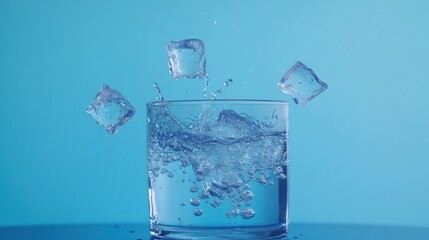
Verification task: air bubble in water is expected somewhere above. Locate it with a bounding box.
[210,199,222,208]
[240,208,255,219]
[190,198,200,206]
[190,185,199,193]
[242,190,253,202]
[226,208,240,218]
[194,208,203,216]
[199,191,210,199]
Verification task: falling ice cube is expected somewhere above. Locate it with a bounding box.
[86,85,136,135]
[213,109,261,139]
[278,61,328,106]
[166,39,207,79]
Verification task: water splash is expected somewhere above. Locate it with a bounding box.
[202,77,210,99]
[153,82,164,101]
[211,79,233,99]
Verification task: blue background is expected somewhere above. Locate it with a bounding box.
[1,0,428,227]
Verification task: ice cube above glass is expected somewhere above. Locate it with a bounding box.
[86,84,136,135]
[166,39,207,79]
[278,61,328,106]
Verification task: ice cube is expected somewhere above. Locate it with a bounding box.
[212,109,261,140]
[86,84,136,135]
[166,39,207,79]
[278,61,328,106]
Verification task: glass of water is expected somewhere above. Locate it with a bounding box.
[147,100,289,239]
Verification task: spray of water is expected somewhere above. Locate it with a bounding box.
[153,78,233,102]
[211,79,233,99]
[202,77,210,99]
[153,82,164,101]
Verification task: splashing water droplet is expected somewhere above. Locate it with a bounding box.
[211,79,233,99]
[203,77,210,99]
[153,82,164,101]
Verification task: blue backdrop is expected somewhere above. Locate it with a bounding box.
[1,0,428,227]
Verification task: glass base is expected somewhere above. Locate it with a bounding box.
[150,224,288,239]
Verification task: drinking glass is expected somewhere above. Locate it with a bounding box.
[147,100,289,239]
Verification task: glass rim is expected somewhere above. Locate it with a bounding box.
[147,99,289,106]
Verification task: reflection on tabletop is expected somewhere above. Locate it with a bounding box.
[1,223,429,240]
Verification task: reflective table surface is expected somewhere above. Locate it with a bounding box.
[1,223,428,240]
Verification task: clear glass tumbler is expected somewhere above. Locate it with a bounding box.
[147,100,289,239]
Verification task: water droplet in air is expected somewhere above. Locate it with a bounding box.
[211,79,233,99]
[153,82,164,101]
[224,78,233,86]
[203,78,210,98]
